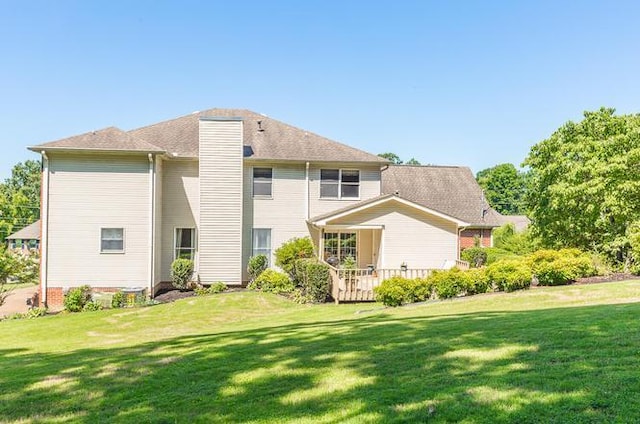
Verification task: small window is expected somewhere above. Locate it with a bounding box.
[253,168,272,197]
[252,229,271,263]
[320,169,359,199]
[101,228,124,253]
[175,228,196,260]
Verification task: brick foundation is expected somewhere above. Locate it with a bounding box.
[39,286,145,309]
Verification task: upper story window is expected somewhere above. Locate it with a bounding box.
[101,228,124,253]
[320,169,360,199]
[253,168,272,197]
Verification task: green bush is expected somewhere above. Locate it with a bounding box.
[536,255,597,286]
[275,237,315,276]
[466,268,491,295]
[486,260,532,292]
[484,247,520,265]
[82,300,103,312]
[248,269,294,294]
[461,247,488,268]
[247,255,269,282]
[430,268,470,299]
[374,276,431,307]
[493,224,539,255]
[194,282,228,296]
[111,291,125,308]
[294,258,331,303]
[526,249,562,273]
[171,258,194,290]
[63,285,93,312]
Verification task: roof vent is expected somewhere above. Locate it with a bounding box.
[257,120,265,132]
[394,190,400,196]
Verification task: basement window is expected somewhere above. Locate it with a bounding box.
[101,228,124,253]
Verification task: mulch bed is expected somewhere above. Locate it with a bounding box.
[574,272,636,285]
[154,287,247,303]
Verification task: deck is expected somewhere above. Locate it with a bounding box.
[329,260,469,303]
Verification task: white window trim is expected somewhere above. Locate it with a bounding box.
[173,227,197,261]
[100,227,125,254]
[252,167,273,199]
[322,230,358,264]
[320,168,360,200]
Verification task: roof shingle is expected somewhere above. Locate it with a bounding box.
[29,127,164,153]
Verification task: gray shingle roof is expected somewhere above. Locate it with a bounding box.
[6,220,41,241]
[497,214,531,232]
[381,165,502,227]
[29,127,165,153]
[128,108,387,163]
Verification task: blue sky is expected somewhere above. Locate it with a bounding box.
[1,0,640,179]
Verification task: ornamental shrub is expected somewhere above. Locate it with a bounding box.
[247,255,269,282]
[275,237,315,277]
[111,291,125,308]
[536,255,597,286]
[248,269,294,294]
[466,268,491,295]
[430,268,470,299]
[486,259,532,292]
[82,300,103,312]
[484,247,520,265]
[171,258,194,290]
[64,285,93,312]
[461,247,488,268]
[194,281,228,296]
[374,276,431,306]
[294,258,331,303]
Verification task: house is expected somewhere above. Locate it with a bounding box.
[6,220,41,251]
[29,108,501,307]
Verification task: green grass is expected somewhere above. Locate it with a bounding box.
[2,282,640,423]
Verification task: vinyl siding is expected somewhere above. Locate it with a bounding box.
[199,119,243,284]
[242,163,308,280]
[46,153,150,288]
[325,200,458,269]
[309,164,381,217]
[160,160,199,282]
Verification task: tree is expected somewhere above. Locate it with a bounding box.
[523,107,640,264]
[377,153,421,165]
[0,160,41,241]
[476,163,527,215]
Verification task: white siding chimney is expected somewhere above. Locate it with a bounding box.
[198,117,243,284]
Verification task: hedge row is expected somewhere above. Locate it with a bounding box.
[375,248,598,306]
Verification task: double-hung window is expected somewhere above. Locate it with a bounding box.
[101,228,124,253]
[253,168,273,197]
[320,169,360,199]
[252,229,272,263]
[175,228,196,260]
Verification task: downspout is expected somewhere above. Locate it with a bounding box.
[457,226,468,259]
[40,151,50,306]
[148,154,155,298]
[305,161,310,219]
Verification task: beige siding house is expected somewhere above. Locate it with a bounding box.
[30,108,501,306]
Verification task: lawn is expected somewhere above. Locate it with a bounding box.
[2,281,640,423]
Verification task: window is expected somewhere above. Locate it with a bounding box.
[175,228,196,260]
[101,228,124,253]
[253,168,272,197]
[252,229,271,263]
[320,169,359,199]
[323,231,357,265]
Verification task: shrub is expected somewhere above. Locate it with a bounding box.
[248,269,294,294]
[430,268,470,299]
[536,255,597,286]
[64,285,93,312]
[194,282,228,296]
[111,291,125,308]
[275,237,315,276]
[484,247,520,265]
[461,247,488,268]
[526,249,562,273]
[171,258,194,290]
[466,268,491,295]
[486,260,532,292]
[247,255,269,282]
[82,300,103,312]
[294,258,331,303]
[374,276,431,306]
[493,224,539,255]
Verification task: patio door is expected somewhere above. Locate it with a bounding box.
[322,231,357,266]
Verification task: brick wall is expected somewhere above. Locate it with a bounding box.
[459,228,492,251]
[39,286,135,309]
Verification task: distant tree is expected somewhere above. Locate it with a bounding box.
[476,163,527,215]
[0,160,41,241]
[378,153,421,165]
[378,152,403,164]
[524,107,640,265]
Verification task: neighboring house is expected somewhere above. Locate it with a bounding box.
[6,220,41,251]
[29,108,502,307]
[497,214,531,232]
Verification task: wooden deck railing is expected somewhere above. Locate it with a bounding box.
[329,260,470,303]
